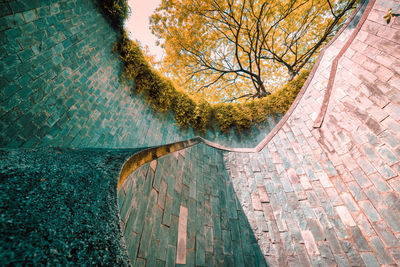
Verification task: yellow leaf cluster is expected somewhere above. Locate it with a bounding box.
[101,0,321,135]
[113,32,310,134]
[150,0,356,102]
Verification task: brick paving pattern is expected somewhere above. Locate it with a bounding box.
[1,0,400,266]
[224,0,400,265]
[119,144,267,266]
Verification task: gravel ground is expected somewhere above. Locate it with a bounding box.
[0,147,143,266]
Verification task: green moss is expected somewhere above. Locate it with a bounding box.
[172,91,196,128]
[192,100,212,134]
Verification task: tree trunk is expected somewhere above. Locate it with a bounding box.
[258,82,270,97]
[288,69,297,81]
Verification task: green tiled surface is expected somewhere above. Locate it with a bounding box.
[0,0,279,149]
[118,144,267,266]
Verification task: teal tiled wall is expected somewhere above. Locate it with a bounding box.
[0,0,278,148]
[118,144,267,266]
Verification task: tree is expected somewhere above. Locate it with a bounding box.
[151,0,357,102]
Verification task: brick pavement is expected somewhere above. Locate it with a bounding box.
[224,0,400,265]
[118,144,267,266]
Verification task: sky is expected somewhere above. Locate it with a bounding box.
[125,0,164,62]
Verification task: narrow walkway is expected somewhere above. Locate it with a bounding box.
[224,0,400,265]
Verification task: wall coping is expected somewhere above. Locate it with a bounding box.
[313,0,374,128]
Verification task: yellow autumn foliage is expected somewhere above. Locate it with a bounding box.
[113,31,309,134]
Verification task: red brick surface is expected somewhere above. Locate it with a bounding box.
[224,0,400,265]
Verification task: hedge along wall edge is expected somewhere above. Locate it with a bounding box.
[100,0,310,135]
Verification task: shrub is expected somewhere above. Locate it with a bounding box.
[192,99,213,133]
[214,104,236,134]
[234,105,253,131]
[244,99,267,124]
[103,2,311,135]
[172,91,196,128]
[100,0,129,29]
[263,70,310,114]
[136,70,175,112]
[115,31,149,80]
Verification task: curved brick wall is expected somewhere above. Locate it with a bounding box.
[224,0,400,265]
[2,0,399,266]
[0,0,279,149]
[118,144,266,266]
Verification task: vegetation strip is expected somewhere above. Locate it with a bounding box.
[114,31,310,134]
[100,0,313,135]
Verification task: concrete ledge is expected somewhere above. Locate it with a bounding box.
[118,138,201,190]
